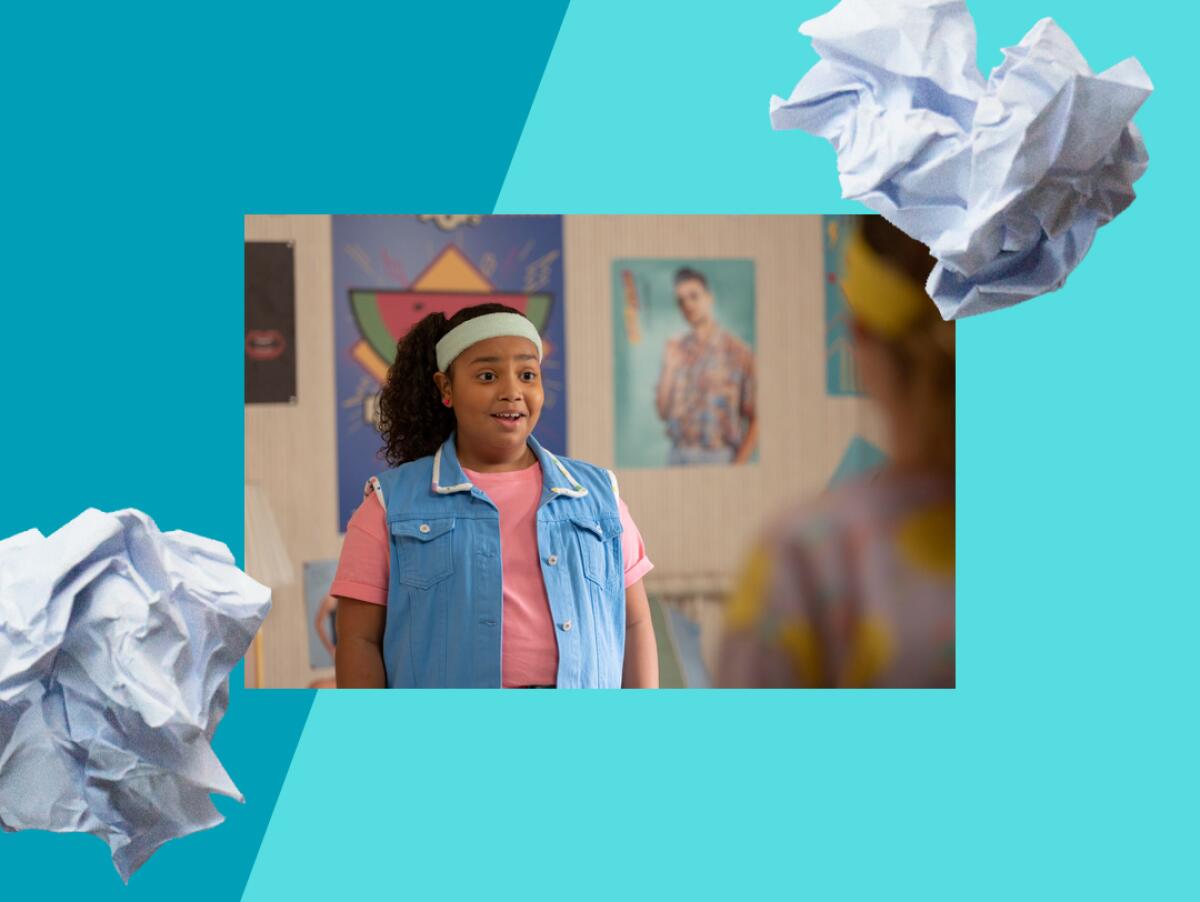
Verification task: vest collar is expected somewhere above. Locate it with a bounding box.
[431,432,589,499]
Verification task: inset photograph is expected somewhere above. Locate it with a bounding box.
[244,215,954,689]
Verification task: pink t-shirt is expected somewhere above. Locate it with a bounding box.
[331,462,653,688]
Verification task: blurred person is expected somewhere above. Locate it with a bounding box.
[718,218,954,687]
[331,304,658,688]
[655,267,758,466]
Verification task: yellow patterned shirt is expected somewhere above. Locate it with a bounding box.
[719,469,955,688]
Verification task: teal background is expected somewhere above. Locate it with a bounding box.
[2,1,1196,900]
[611,258,756,468]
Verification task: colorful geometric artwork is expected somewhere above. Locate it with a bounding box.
[346,253,554,381]
[823,214,865,397]
[333,216,566,530]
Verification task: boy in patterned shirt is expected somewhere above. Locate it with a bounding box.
[655,267,758,466]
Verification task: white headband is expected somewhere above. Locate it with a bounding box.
[435,312,544,372]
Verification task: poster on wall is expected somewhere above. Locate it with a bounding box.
[612,259,757,469]
[303,559,338,671]
[244,241,297,404]
[333,215,566,530]
[823,214,866,397]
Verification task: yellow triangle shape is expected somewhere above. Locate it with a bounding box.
[412,245,493,292]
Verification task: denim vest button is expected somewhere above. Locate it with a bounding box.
[419,523,431,534]
[561,619,572,631]
[547,554,558,565]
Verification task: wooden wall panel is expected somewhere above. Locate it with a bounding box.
[244,214,339,689]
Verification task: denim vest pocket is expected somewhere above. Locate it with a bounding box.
[390,517,456,589]
[571,516,623,588]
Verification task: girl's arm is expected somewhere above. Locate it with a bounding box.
[334,597,387,688]
[622,579,659,688]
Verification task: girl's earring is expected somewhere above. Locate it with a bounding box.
[442,397,452,407]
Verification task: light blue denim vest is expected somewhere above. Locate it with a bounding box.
[368,432,625,688]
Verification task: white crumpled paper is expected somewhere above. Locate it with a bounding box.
[0,509,270,881]
[771,0,1152,318]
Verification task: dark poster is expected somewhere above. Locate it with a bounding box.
[245,241,297,404]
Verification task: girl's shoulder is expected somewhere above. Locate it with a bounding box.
[370,454,438,503]
[538,450,622,515]
[545,450,616,488]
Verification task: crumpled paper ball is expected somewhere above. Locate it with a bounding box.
[770,0,1152,318]
[0,508,270,881]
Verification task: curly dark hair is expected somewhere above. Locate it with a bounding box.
[377,302,525,466]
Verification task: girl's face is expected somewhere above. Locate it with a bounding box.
[436,335,543,460]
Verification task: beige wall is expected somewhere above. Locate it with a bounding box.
[244,215,883,688]
[565,216,883,595]
[244,215,340,689]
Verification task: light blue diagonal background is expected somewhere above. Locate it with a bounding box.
[244,2,1197,899]
[0,0,1192,898]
